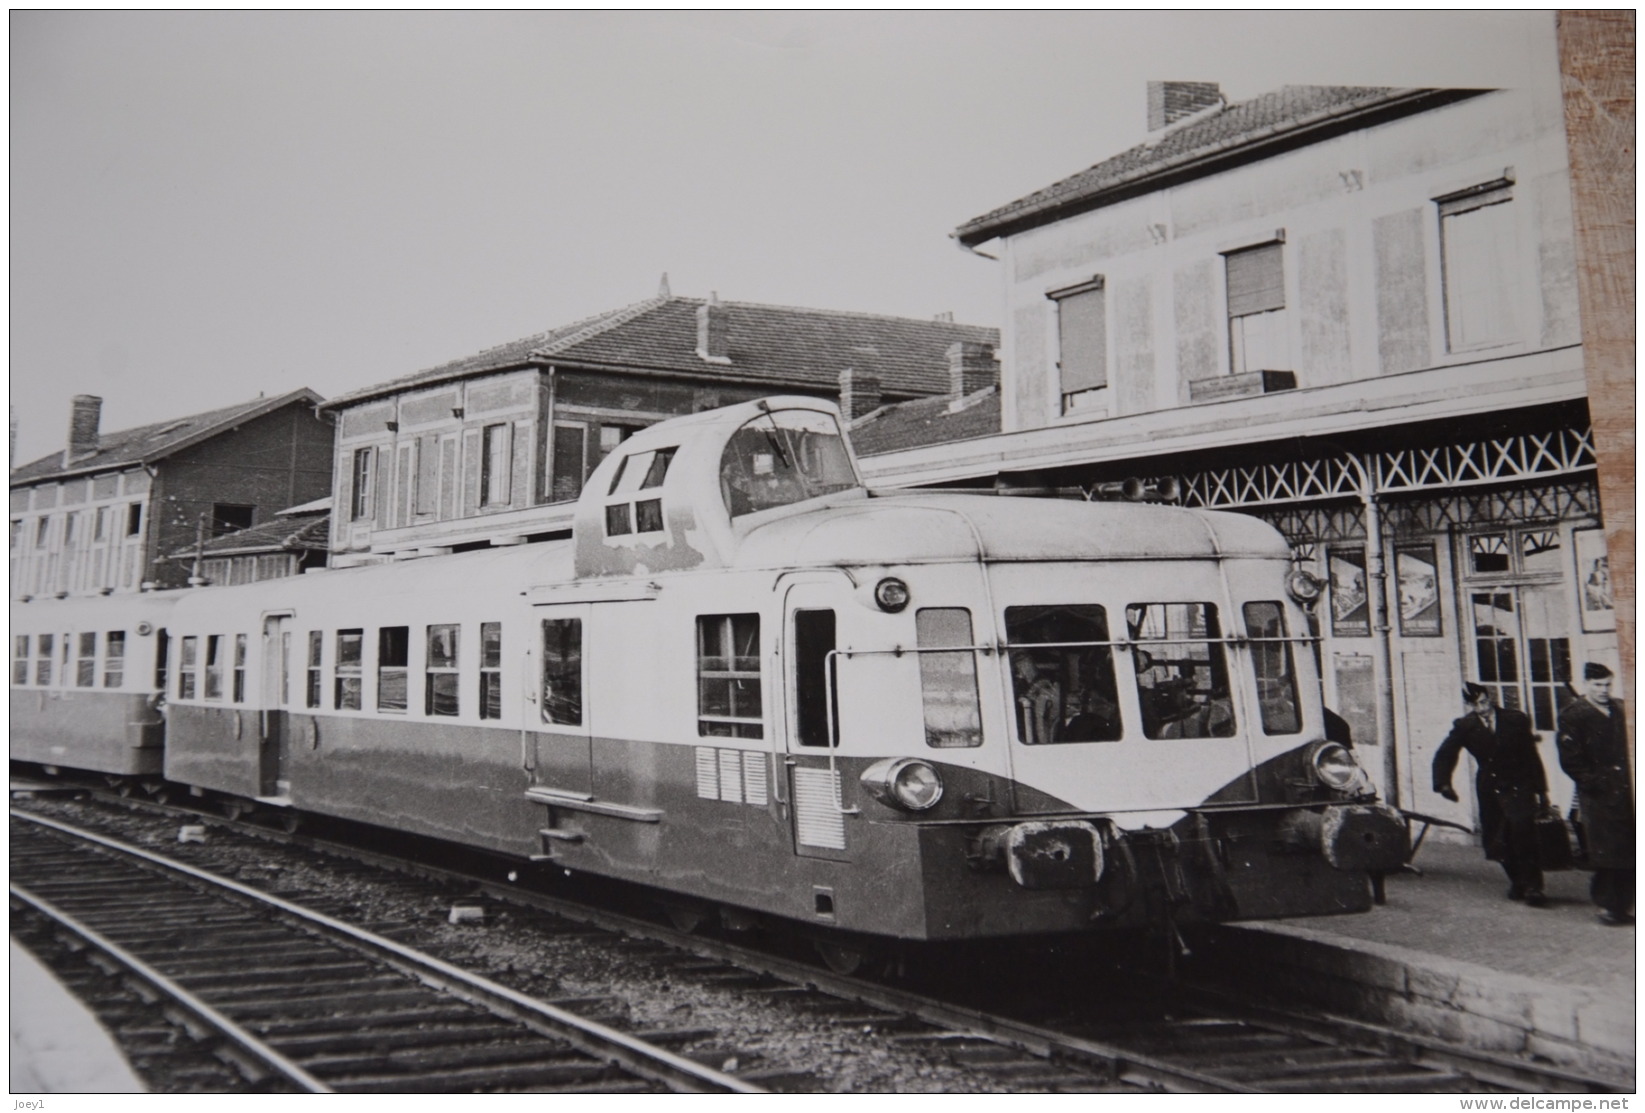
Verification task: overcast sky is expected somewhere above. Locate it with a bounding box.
[10,10,1559,467]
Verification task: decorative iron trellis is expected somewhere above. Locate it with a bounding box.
[1178,426,1596,510]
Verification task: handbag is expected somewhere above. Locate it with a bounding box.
[1533,806,1576,871]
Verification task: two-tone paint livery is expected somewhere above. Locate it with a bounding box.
[11,396,1407,948]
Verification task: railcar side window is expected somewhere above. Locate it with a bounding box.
[76,633,97,687]
[35,634,53,686]
[378,627,409,713]
[698,614,762,738]
[1244,602,1302,735]
[1005,605,1120,744]
[916,609,983,748]
[719,410,857,518]
[306,631,323,709]
[541,619,582,726]
[1127,603,1235,740]
[335,629,363,710]
[179,636,198,700]
[13,636,29,686]
[793,610,837,748]
[479,622,502,720]
[232,634,248,703]
[154,631,169,696]
[426,625,459,717]
[204,635,225,700]
[104,632,125,688]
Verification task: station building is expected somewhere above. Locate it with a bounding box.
[9,390,332,598]
[856,71,1614,822]
[318,288,995,566]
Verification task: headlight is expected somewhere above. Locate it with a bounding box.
[874,577,910,613]
[1309,742,1359,791]
[860,758,943,811]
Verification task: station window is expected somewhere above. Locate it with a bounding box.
[36,634,54,686]
[126,503,143,536]
[1006,605,1120,745]
[1225,241,1289,375]
[232,633,248,703]
[1243,602,1301,735]
[426,624,459,717]
[179,636,198,700]
[351,448,375,521]
[540,618,582,726]
[480,424,510,508]
[13,636,29,686]
[479,622,502,720]
[1126,603,1235,740]
[335,629,363,710]
[104,632,125,688]
[76,632,97,688]
[697,614,762,738]
[1049,277,1107,413]
[916,609,983,748]
[378,626,409,713]
[204,635,224,700]
[306,631,323,709]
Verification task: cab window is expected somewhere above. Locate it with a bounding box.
[719,410,857,518]
[1006,605,1120,744]
[1127,603,1235,739]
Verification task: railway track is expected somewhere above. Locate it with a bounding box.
[11,787,1625,1094]
[11,810,756,1095]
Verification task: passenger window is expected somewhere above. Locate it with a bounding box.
[1006,605,1120,744]
[306,631,323,709]
[1127,603,1235,740]
[204,635,224,700]
[36,634,54,687]
[335,629,363,710]
[378,627,409,713]
[698,614,762,738]
[426,625,460,717]
[793,610,837,748]
[916,609,983,748]
[479,622,502,720]
[13,635,30,686]
[104,632,125,688]
[541,619,582,726]
[76,633,97,688]
[179,635,198,700]
[1244,601,1301,735]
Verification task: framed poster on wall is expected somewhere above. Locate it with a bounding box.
[1573,528,1615,632]
[1395,544,1442,636]
[1329,548,1369,637]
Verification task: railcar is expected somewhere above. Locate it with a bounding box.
[13,396,1408,953]
[11,592,174,778]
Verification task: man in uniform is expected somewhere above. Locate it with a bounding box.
[1558,663,1634,925]
[1433,683,1550,906]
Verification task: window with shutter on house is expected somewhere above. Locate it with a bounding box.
[1439,184,1516,352]
[480,424,510,507]
[1225,242,1289,375]
[1049,278,1106,413]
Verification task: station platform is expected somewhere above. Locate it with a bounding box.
[1220,839,1636,1087]
[9,939,145,1093]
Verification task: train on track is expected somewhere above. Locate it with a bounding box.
[12,395,1408,961]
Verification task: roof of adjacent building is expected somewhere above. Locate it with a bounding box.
[165,507,331,560]
[320,296,998,410]
[954,84,1486,246]
[849,388,1002,457]
[11,388,324,486]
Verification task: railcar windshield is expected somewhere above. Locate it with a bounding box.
[1127,602,1236,739]
[1005,605,1122,744]
[719,409,858,518]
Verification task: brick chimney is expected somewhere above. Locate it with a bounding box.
[696,292,731,364]
[947,341,999,396]
[1147,81,1222,131]
[838,368,882,421]
[68,395,102,460]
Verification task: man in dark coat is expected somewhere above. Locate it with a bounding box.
[1558,663,1634,925]
[1433,683,1550,905]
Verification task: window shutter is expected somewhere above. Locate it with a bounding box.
[461,429,482,517]
[1225,243,1285,317]
[1055,285,1107,393]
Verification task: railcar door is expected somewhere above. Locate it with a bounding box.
[526,605,592,796]
[782,580,852,860]
[259,614,292,798]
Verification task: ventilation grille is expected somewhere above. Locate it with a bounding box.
[793,767,846,849]
[695,746,769,807]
